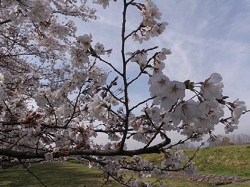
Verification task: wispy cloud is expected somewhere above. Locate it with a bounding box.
[80,0,250,147]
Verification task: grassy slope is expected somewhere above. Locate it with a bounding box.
[0,144,250,187]
[0,162,214,187]
[1,162,250,187]
[142,144,250,177]
[186,144,250,176]
[0,162,120,187]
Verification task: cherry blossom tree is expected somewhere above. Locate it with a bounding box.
[0,0,248,186]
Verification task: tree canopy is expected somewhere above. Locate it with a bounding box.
[0,0,248,186]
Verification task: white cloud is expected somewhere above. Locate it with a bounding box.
[84,0,250,147]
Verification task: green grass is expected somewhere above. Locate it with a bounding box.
[1,144,250,186]
[0,162,120,187]
[1,162,250,187]
[142,144,250,177]
[185,144,250,177]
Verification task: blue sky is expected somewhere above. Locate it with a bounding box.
[77,0,250,147]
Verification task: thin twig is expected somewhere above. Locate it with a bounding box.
[129,96,155,112]
[18,159,48,187]
[94,55,122,76]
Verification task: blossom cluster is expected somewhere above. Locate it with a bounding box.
[130,0,168,43]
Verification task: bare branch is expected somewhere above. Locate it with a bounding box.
[0,19,11,25]
[129,96,155,112]
[94,55,123,76]
[19,159,47,187]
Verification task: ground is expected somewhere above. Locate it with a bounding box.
[1,144,250,187]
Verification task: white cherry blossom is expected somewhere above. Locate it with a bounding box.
[94,0,110,9]
[165,81,186,102]
[231,99,247,124]
[201,73,224,100]
[149,73,170,95]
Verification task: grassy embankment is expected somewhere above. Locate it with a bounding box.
[143,144,250,177]
[0,144,250,187]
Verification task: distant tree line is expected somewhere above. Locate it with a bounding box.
[174,133,250,149]
[216,134,250,146]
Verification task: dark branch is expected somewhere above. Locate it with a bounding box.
[0,19,11,25]
[19,159,47,187]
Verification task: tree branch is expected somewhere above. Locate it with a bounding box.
[0,137,170,159]
[19,159,47,187]
[0,19,11,25]
[119,0,129,151]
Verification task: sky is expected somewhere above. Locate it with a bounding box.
[76,0,250,148]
